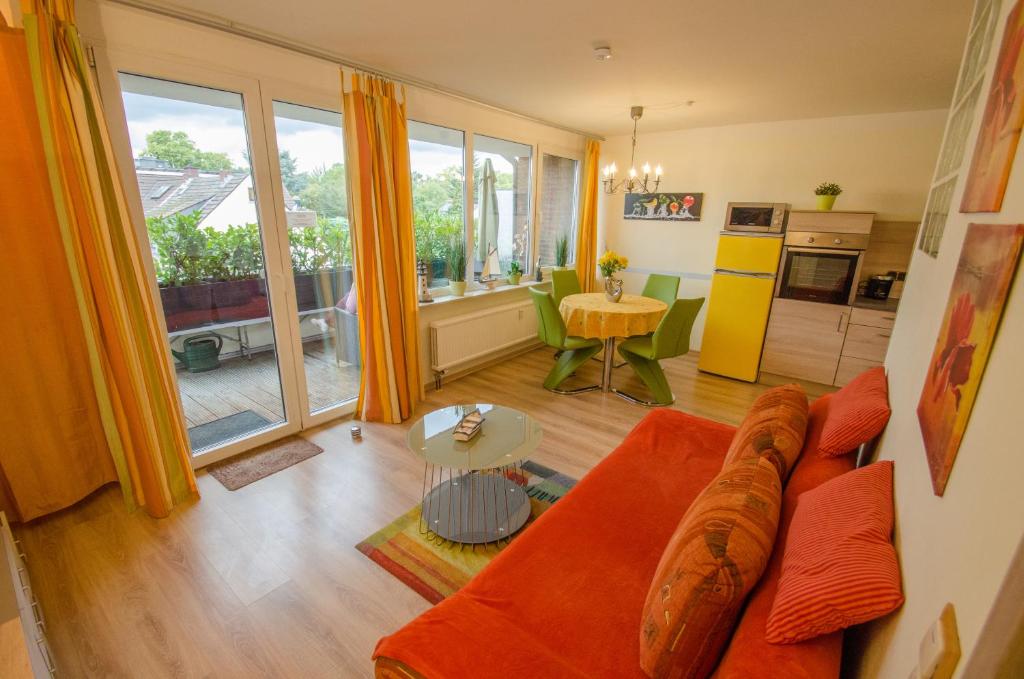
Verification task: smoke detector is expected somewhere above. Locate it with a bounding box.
[594,46,613,61]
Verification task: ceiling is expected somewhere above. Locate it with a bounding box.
[136,0,971,137]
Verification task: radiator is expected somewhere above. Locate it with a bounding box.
[429,300,538,384]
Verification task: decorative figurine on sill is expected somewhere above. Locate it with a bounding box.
[417,259,433,303]
[535,257,543,282]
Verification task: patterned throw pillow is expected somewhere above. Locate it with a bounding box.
[766,461,903,644]
[722,384,809,480]
[818,367,891,457]
[640,456,783,679]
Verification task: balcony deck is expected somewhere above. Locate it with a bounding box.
[176,341,359,432]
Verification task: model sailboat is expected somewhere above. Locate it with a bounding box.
[479,245,502,289]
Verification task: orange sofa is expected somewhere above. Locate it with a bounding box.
[374,395,855,678]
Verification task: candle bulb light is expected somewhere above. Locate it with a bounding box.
[655,165,662,177]
[628,167,637,178]
[642,163,651,175]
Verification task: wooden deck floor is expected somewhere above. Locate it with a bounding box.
[17,348,833,678]
[176,342,360,428]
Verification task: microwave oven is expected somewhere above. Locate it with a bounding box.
[724,202,788,233]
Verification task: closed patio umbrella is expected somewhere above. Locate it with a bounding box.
[476,158,499,263]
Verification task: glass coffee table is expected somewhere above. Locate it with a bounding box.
[408,404,543,545]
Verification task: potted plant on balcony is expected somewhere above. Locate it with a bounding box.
[447,237,467,296]
[555,233,570,270]
[814,182,843,211]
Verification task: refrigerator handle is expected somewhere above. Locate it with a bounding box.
[715,268,776,279]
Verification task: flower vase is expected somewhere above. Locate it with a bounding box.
[604,275,623,303]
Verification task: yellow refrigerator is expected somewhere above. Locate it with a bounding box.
[698,234,784,382]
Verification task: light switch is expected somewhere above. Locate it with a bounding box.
[918,603,961,679]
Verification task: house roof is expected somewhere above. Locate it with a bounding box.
[135,163,250,222]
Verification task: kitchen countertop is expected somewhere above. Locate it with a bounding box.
[853,294,900,313]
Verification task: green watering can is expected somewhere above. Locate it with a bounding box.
[172,333,223,373]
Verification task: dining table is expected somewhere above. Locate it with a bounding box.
[558,292,668,392]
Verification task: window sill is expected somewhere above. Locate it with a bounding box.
[420,279,550,307]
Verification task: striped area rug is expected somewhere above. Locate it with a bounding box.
[357,461,577,603]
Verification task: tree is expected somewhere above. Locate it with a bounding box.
[298,164,347,219]
[278,150,309,195]
[140,130,237,172]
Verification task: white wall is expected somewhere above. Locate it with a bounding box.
[201,176,257,230]
[598,109,947,348]
[856,0,1024,675]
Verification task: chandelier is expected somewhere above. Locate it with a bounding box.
[602,106,662,194]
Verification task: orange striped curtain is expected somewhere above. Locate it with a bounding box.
[575,139,600,292]
[21,0,197,517]
[342,72,422,423]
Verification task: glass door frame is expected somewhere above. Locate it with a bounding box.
[254,80,359,429]
[92,48,334,467]
[534,144,584,269]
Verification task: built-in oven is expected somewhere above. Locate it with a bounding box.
[724,202,788,233]
[776,231,869,306]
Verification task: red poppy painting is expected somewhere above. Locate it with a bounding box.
[918,224,1024,495]
[962,0,1024,212]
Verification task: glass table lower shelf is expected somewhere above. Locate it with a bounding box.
[420,466,531,544]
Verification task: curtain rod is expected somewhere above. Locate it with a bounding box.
[102,0,605,141]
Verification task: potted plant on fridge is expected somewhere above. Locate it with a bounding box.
[447,237,467,296]
[814,182,843,211]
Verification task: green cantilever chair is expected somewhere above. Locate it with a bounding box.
[641,273,680,306]
[529,287,602,394]
[551,268,582,307]
[614,297,705,406]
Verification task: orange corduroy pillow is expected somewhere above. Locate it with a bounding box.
[722,383,809,480]
[818,367,891,457]
[640,456,783,678]
[765,461,903,644]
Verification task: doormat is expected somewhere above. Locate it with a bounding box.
[356,461,576,604]
[206,436,323,490]
[188,410,272,452]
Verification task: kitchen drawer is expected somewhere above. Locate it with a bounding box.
[842,323,891,362]
[787,210,875,234]
[851,307,897,329]
[762,298,849,384]
[835,356,883,386]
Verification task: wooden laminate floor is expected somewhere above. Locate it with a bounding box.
[17,348,833,678]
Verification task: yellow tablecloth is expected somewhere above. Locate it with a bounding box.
[559,293,667,339]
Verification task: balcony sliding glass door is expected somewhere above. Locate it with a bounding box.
[115,68,359,465]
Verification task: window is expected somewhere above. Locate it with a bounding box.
[409,121,466,288]
[538,153,580,267]
[119,72,287,453]
[473,134,532,276]
[271,100,359,414]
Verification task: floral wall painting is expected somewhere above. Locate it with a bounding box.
[961,0,1024,212]
[624,193,704,221]
[918,223,1024,495]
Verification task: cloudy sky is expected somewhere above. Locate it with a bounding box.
[121,90,465,177]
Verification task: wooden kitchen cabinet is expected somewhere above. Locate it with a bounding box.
[761,298,850,384]
[842,323,892,362]
[787,210,875,234]
[835,355,883,387]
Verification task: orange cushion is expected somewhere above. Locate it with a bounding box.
[640,456,782,678]
[722,384,809,480]
[713,394,853,679]
[765,461,903,644]
[818,367,891,456]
